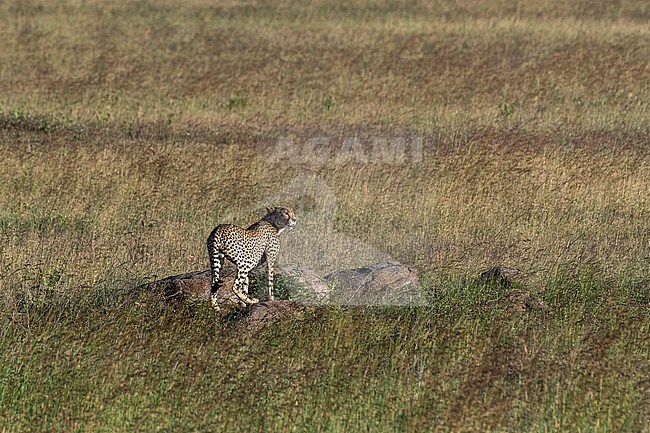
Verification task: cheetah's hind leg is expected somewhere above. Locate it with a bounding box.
[209,251,225,312]
[210,285,222,312]
[232,268,259,306]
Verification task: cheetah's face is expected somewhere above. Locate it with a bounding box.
[265,206,297,231]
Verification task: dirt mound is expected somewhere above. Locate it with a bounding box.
[226,300,317,333]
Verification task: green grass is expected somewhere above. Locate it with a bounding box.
[1,0,649,431]
[2,274,648,432]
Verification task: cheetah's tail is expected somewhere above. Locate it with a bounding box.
[206,228,223,310]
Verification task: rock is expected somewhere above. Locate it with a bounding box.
[145,264,329,309]
[275,264,329,304]
[324,260,423,306]
[145,260,424,309]
[477,266,529,287]
[146,267,239,307]
[476,266,547,314]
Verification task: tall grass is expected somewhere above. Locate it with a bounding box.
[1,120,647,282]
[1,272,648,432]
[1,0,649,431]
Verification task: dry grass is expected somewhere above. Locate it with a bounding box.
[1,0,649,431]
[1,122,647,284]
[1,0,648,130]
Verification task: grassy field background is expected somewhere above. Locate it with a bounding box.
[1,0,649,431]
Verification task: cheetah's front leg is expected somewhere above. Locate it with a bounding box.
[266,250,278,301]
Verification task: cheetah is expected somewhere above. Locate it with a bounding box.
[207,206,297,310]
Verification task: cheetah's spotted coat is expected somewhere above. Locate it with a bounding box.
[207,206,297,310]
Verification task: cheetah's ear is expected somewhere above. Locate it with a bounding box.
[266,206,274,214]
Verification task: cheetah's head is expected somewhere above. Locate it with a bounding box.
[264,206,297,233]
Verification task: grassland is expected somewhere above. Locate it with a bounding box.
[1,0,649,431]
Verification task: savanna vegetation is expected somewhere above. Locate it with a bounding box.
[1,0,649,431]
